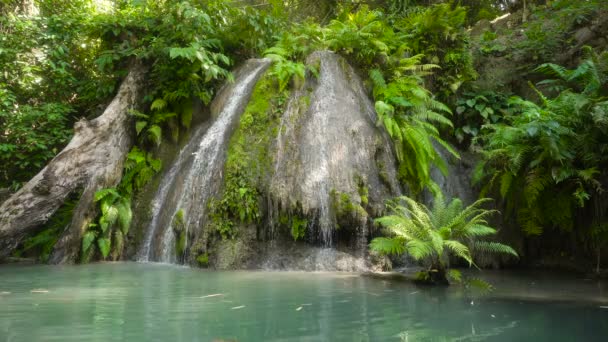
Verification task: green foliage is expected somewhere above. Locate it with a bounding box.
[196,253,210,267]
[0,1,120,188]
[325,7,392,65]
[509,0,602,65]
[370,192,517,284]
[13,195,79,262]
[92,0,233,104]
[208,175,260,239]
[394,3,476,98]
[330,190,368,226]
[476,50,608,238]
[370,56,458,194]
[211,75,289,239]
[172,209,187,256]
[264,47,306,91]
[479,31,507,56]
[0,103,73,189]
[119,147,162,194]
[455,91,511,144]
[83,187,132,261]
[290,216,308,241]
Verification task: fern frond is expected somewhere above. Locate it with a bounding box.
[370,237,406,255]
[473,241,518,258]
[444,239,473,265]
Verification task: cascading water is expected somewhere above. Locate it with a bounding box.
[137,59,270,263]
[269,51,400,255]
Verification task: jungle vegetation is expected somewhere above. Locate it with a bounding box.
[1,0,607,275]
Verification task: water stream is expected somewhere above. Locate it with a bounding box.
[137,59,270,263]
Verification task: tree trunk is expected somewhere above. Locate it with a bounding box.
[0,63,146,263]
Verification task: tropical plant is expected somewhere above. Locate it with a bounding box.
[535,46,608,97]
[454,90,511,145]
[370,193,518,285]
[475,49,608,237]
[394,3,476,98]
[370,55,458,194]
[82,188,132,261]
[0,1,109,188]
[325,6,393,65]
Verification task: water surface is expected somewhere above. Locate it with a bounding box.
[1,263,607,341]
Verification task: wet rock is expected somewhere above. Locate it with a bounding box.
[269,51,400,249]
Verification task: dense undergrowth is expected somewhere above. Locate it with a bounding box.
[1,0,607,272]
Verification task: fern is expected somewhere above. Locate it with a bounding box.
[371,192,518,285]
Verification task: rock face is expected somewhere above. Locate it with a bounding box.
[425,146,478,206]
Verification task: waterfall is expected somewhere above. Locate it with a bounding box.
[270,51,400,250]
[137,59,270,263]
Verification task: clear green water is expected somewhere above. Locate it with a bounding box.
[0,263,607,341]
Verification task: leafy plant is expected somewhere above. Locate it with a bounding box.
[370,193,518,285]
[370,55,458,194]
[83,188,132,261]
[455,91,511,144]
[290,216,308,241]
[394,3,476,98]
[325,7,392,65]
[0,103,73,188]
[476,49,608,239]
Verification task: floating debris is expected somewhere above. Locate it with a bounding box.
[296,306,303,311]
[230,305,245,310]
[600,306,608,309]
[30,289,49,294]
[200,294,224,299]
[0,291,11,295]
[301,303,312,306]
[409,291,419,295]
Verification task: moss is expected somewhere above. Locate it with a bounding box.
[376,159,391,188]
[211,74,291,237]
[172,209,185,233]
[330,189,368,228]
[359,188,368,207]
[355,175,369,207]
[290,216,308,241]
[196,253,209,267]
[176,231,186,255]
